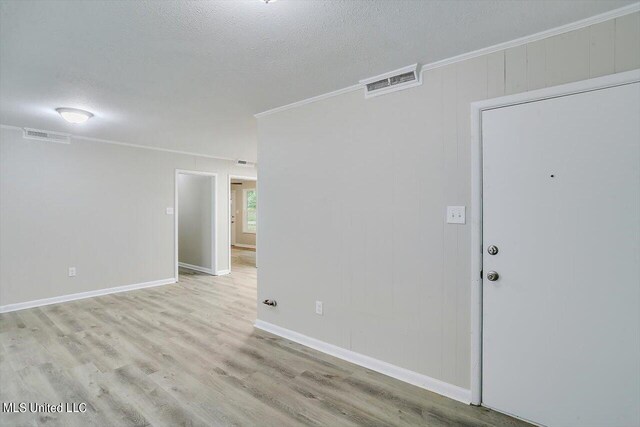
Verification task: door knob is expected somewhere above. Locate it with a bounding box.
[486,271,499,281]
[487,245,499,255]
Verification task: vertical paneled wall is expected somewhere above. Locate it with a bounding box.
[257,12,640,389]
[0,127,256,306]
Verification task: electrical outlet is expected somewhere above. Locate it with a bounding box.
[446,206,466,224]
[68,267,76,277]
[315,301,323,315]
[166,207,174,215]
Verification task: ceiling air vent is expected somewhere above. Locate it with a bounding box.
[236,159,256,168]
[23,128,70,144]
[360,64,422,98]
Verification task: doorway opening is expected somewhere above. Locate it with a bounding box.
[229,175,257,271]
[174,170,217,279]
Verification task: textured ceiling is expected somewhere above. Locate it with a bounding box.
[0,0,634,161]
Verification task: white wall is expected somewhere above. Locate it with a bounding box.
[0,126,256,307]
[256,12,640,390]
[178,174,213,269]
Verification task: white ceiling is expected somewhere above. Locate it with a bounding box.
[0,0,634,161]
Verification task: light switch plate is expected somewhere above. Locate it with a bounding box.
[166,207,174,215]
[446,206,466,224]
[68,267,76,277]
[315,301,323,315]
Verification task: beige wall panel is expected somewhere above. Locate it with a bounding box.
[487,51,505,98]
[526,40,547,90]
[454,55,487,387]
[415,66,445,379]
[615,12,640,72]
[590,20,616,77]
[545,27,590,86]
[438,62,460,384]
[505,45,527,95]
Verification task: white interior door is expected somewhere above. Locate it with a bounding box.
[482,82,640,427]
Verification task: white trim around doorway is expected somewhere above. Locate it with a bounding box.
[469,68,640,406]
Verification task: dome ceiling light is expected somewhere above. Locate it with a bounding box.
[56,107,94,124]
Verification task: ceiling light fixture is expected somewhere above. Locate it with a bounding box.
[55,107,94,124]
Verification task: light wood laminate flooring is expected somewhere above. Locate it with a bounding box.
[0,248,528,426]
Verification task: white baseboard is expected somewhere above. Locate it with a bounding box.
[215,269,231,276]
[232,244,256,249]
[254,320,472,404]
[178,262,215,275]
[0,278,176,314]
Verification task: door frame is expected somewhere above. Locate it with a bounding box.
[469,69,640,406]
[230,190,237,246]
[228,174,258,271]
[174,169,218,280]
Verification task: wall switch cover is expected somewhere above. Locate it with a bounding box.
[315,301,323,315]
[166,207,174,215]
[68,267,76,277]
[446,206,466,224]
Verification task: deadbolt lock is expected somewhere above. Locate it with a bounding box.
[487,245,499,255]
[486,271,499,281]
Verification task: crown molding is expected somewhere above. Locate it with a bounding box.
[420,2,640,74]
[254,2,640,118]
[0,124,255,164]
[254,84,361,118]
